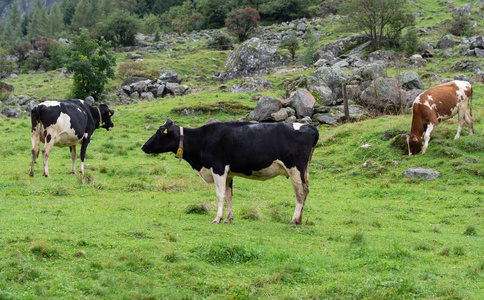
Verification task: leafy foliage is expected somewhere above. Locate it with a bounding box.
[66,29,116,100]
[225,7,260,42]
[97,10,141,46]
[340,0,414,51]
[279,30,300,60]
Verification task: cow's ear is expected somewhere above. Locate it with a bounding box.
[109,110,114,116]
[164,119,173,127]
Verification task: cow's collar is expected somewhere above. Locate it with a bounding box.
[97,107,103,129]
[175,127,184,163]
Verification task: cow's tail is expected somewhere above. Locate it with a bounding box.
[31,105,41,132]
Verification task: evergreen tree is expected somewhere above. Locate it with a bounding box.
[115,0,137,11]
[60,0,79,26]
[100,0,114,17]
[7,0,22,42]
[47,3,64,37]
[28,0,48,39]
[70,0,99,31]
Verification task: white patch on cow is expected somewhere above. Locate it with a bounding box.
[423,95,435,110]
[196,167,215,183]
[422,123,435,154]
[454,80,470,102]
[49,112,84,147]
[233,160,289,180]
[41,101,61,107]
[292,123,304,130]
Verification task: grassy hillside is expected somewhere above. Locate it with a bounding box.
[1,0,483,298]
[0,84,483,298]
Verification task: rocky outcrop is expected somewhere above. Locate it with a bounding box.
[219,38,286,80]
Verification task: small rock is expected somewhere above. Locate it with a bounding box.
[403,168,441,180]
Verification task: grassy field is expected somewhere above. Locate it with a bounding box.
[1,1,483,298]
[0,82,483,298]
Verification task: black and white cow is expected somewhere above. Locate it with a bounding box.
[29,99,114,178]
[142,120,319,224]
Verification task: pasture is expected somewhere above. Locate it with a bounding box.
[0,84,483,299]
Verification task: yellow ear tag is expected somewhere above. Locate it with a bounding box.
[175,148,183,157]
[109,112,112,116]
[163,129,168,134]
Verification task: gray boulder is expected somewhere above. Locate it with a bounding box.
[314,34,369,61]
[122,76,150,86]
[453,4,473,15]
[285,76,334,106]
[159,70,181,84]
[312,66,348,100]
[359,78,409,113]
[437,35,456,49]
[451,59,480,72]
[249,96,283,122]
[229,77,273,93]
[219,38,286,80]
[165,83,189,96]
[85,96,95,105]
[403,168,441,181]
[469,35,484,49]
[398,71,424,90]
[286,88,316,118]
[358,62,386,80]
[0,81,14,93]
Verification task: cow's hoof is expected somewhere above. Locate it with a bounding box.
[289,220,301,225]
[212,220,220,224]
[223,219,232,224]
[29,173,34,177]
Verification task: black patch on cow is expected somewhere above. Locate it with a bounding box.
[46,134,51,143]
[143,121,319,178]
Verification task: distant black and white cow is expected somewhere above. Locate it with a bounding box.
[406,80,474,155]
[142,120,319,224]
[29,99,114,178]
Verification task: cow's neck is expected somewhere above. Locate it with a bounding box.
[176,127,204,171]
[410,114,425,138]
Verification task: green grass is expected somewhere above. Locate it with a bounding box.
[0,83,483,298]
[1,2,484,297]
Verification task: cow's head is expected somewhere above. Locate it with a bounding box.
[99,104,114,131]
[406,132,422,155]
[142,119,179,154]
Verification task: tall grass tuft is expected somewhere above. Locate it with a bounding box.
[195,242,261,264]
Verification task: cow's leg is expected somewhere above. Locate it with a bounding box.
[79,139,90,175]
[70,146,77,174]
[223,179,234,223]
[29,131,40,177]
[211,166,229,224]
[42,134,55,178]
[465,111,474,135]
[455,106,467,139]
[421,123,436,154]
[288,167,309,225]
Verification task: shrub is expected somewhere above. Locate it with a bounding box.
[279,31,300,60]
[225,7,260,42]
[448,13,474,37]
[0,48,15,78]
[66,29,116,100]
[8,42,32,62]
[117,61,148,79]
[402,28,419,55]
[206,31,233,50]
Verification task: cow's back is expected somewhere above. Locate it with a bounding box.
[199,122,318,176]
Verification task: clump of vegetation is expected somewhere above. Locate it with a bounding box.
[184,203,210,215]
[225,7,260,42]
[463,225,477,236]
[240,205,262,221]
[66,29,116,100]
[29,243,60,259]
[117,61,148,79]
[206,31,233,50]
[279,31,300,60]
[196,242,261,264]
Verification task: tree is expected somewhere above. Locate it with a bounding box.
[28,0,48,39]
[66,29,116,99]
[97,10,141,46]
[225,7,260,42]
[60,0,79,26]
[70,0,100,31]
[47,3,64,37]
[340,0,414,51]
[279,30,300,60]
[6,0,22,42]
[259,0,311,22]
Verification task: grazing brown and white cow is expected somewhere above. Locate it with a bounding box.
[29,99,114,178]
[142,120,319,224]
[406,80,474,155]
